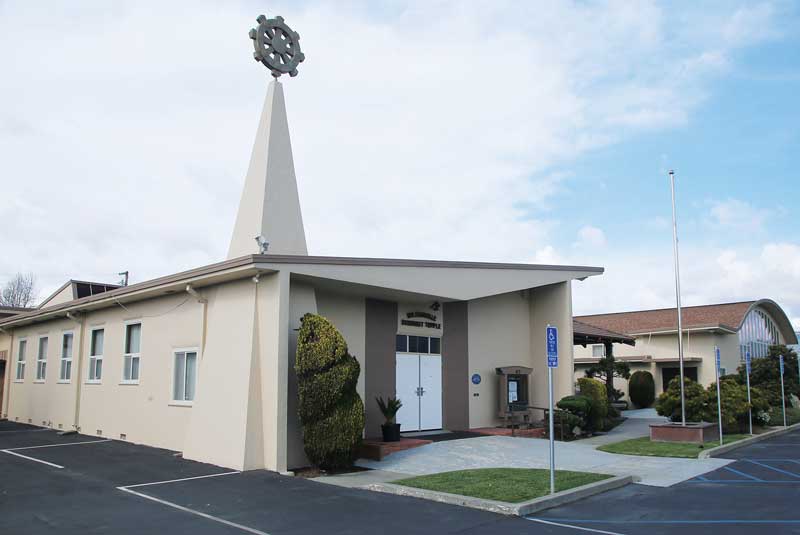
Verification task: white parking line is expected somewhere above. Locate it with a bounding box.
[2,449,65,468]
[122,471,241,489]
[527,517,627,534]
[118,486,270,535]
[4,439,112,451]
[0,428,50,434]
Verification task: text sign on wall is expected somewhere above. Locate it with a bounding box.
[546,325,558,368]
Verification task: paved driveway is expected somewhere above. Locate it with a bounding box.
[356,434,731,486]
[529,428,800,534]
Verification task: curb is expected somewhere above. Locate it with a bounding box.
[365,474,634,516]
[699,423,800,459]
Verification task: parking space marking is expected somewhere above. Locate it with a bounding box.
[117,487,270,535]
[121,470,241,489]
[527,517,626,534]
[745,459,800,478]
[0,428,50,434]
[723,466,763,482]
[4,439,112,451]
[2,449,65,468]
[538,518,800,525]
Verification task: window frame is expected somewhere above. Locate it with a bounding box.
[592,344,606,358]
[395,334,442,355]
[14,338,27,382]
[58,330,74,384]
[87,327,105,384]
[121,321,142,385]
[171,347,199,405]
[35,336,49,383]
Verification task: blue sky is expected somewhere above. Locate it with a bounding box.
[1,1,798,326]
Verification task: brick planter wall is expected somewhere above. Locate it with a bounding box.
[650,422,719,444]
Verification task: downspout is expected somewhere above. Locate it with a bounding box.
[66,312,85,434]
[185,285,208,356]
[1,327,14,420]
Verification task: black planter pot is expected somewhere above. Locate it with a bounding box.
[381,423,401,442]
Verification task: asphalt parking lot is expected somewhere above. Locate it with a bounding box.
[529,428,800,534]
[4,420,800,535]
[0,420,571,535]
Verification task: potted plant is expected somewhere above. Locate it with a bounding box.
[376,396,402,442]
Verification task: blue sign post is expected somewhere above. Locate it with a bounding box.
[714,347,723,446]
[546,325,558,495]
[745,351,753,435]
[780,355,787,428]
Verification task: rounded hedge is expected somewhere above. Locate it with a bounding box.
[576,377,608,431]
[629,371,655,408]
[296,313,365,469]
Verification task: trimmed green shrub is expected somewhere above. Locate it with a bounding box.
[556,395,592,429]
[576,377,608,431]
[736,346,800,408]
[548,410,584,440]
[704,377,750,433]
[629,371,655,408]
[296,313,365,469]
[655,376,707,422]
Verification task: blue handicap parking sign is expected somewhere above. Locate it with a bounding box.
[715,347,721,371]
[745,351,752,374]
[546,326,558,368]
[780,355,785,375]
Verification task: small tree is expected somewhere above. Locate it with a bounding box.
[629,371,655,408]
[585,356,631,401]
[656,377,708,422]
[736,345,799,408]
[296,313,365,469]
[0,272,37,307]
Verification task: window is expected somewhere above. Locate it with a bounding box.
[88,329,104,382]
[15,340,26,380]
[36,337,48,381]
[59,333,73,382]
[592,345,605,358]
[123,323,141,383]
[397,335,441,355]
[395,334,408,352]
[173,350,198,402]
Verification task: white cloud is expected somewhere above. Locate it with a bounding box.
[571,242,800,330]
[0,1,781,302]
[708,198,769,232]
[575,226,607,248]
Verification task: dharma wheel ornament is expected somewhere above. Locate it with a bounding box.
[249,14,305,78]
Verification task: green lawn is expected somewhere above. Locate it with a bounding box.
[597,434,750,458]
[393,468,611,503]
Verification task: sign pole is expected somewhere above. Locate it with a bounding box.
[715,346,723,446]
[546,324,559,495]
[745,350,753,435]
[780,355,787,428]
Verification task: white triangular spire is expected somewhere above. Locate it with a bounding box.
[228,79,308,258]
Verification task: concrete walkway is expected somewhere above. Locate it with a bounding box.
[580,409,668,446]
[350,434,730,488]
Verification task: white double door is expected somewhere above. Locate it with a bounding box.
[395,353,442,432]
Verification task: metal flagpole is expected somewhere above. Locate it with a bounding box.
[715,347,723,446]
[780,355,787,428]
[745,350,753,435]
[669,170,686,425]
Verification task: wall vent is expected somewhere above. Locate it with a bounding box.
[27,418,32,423]
[58,423,63,429]
[120,433,127,440]
[97,429,103,436]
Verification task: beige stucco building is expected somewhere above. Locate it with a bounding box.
[573,300,798,402]
[0,79,603,473]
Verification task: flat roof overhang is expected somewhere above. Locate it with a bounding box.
[0,254,604,329]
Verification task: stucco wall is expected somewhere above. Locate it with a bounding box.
[467,291,531,428]
[7,292,205,452]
